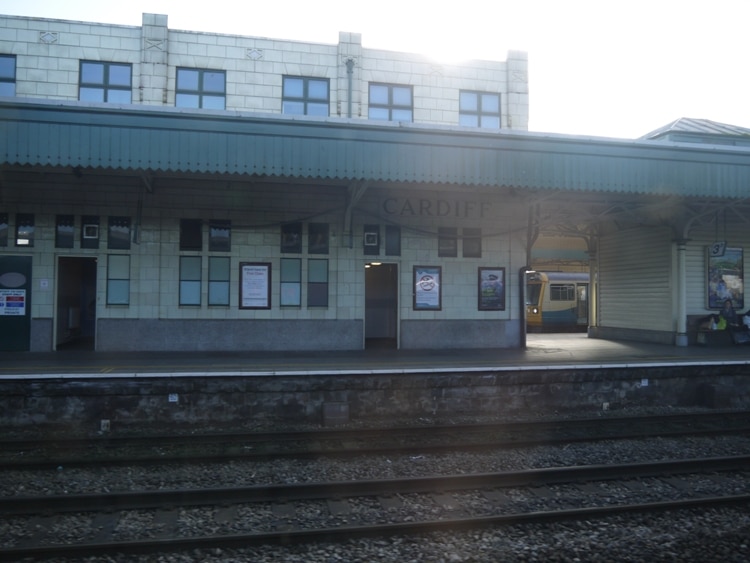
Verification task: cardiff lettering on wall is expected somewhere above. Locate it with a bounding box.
[383,198,492,219]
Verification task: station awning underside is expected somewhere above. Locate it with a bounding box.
[1,99,750,200]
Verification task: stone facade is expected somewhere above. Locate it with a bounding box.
[0,12,530,352]
[0,13,528,129]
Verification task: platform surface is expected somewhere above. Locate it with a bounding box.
[2,334,750,379]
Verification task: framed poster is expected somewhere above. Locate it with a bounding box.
[413,266,442,310]
[240,262,271,309]
[707,247,744,309]
[478,267,505,311]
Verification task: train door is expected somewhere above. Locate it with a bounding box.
[56,257,97,350]
[364,262,398,349]
[525,272,544,331]
[0,255,32,351]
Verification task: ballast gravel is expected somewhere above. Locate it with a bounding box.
[40,507,750,562]
[3,434,749,497]
[2,409,750,562]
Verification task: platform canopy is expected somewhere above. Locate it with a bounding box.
[2,99,750,239]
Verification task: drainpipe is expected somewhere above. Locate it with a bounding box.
[346,58,354,118]
[519,266,530,348]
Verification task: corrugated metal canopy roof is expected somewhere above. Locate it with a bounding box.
[2,99,750,199]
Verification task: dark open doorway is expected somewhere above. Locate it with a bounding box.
[365,262,398,349]
[56,257,97,350]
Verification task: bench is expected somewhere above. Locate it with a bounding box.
[696,329,734,346]
[688,314,750,346]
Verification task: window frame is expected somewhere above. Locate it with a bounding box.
[55,214,75,249]
[179,255,203,306]
[106,254,130,305]
[79,61,132,104]
[81,215,100,249]
[0,54,16,96]
[307,258,329,308]
[175,67,226,110]
[282,76,330,116]
[438,227,458,258]
[15,213,34,247]
[385,225,401,256]
[550,284,576,301]
[280,257,302,307]
[363,224,380,256]
[209,220,231,252]
[180,218,203,252]
[107,216,131,250]
[368,83,413,122]
[281,222,303,254]
[208,256,231,306]
[0,213,8,247]
[459,90,501,129]
[308,222,329,255]
[462,228,482,258]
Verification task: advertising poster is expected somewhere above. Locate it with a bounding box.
[240,262,271,309]
[414,266,441,310]
[0,289,26,316]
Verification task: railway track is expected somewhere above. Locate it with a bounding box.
[3,410,750,469]
[1,455,749,560]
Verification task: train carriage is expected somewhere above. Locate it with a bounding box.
[526,272,589,332]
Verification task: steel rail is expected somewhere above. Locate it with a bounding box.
[2,455,749,516]
[1,488,749,560]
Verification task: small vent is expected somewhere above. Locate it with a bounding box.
[364,232,379,246]
[83,224,99,239]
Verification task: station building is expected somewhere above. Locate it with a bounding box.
[0,12,749,353]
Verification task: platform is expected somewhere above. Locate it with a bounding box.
[1,334,749,380]
[2,334,750,432]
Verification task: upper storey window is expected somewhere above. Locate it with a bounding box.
[0,55,16,96]
[459,91,501,129]
[176,68,226,110]
[282,76,329,116]
[368,83,413,122]
[79,61,132,103]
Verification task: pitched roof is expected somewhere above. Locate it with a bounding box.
[641,117,750,145]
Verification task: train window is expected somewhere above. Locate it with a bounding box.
[526,283,542,305]
[550,284,576,301]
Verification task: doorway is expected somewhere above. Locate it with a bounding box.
[364,262,398,349]
[0,255,32,351]
[56,257,97,350]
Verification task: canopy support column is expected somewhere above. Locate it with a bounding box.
[675,238,689,347]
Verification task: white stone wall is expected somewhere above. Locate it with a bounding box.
[3,180,527,326]
[358,187,527,322]
[0,13,529,130]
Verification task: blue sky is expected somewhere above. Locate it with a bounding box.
[2,0,749,139]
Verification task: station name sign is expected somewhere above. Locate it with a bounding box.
[382,198,492,219]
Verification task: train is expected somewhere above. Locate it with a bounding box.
[526,271,589,332]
